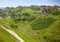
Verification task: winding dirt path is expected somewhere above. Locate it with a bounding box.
[0,25,25,42]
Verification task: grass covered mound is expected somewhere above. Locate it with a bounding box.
[31,15,56,30]
[40,21,60,42]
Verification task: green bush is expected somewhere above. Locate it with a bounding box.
[31,17,56,30]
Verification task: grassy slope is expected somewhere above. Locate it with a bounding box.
[0,27,19,42]
[0,14,60,42]
[30,15,60,42]
[39,21,60,42]
[19,14,60,42]
[14,14,60,42]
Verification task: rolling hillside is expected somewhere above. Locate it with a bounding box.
[0,5,60,42]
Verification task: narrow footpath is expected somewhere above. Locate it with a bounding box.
[0,25,25,42]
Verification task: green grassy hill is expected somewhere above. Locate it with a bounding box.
[0,6,60,42]
[0,14,60,42]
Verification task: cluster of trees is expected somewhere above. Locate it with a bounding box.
[0,5,60,23]
[51,5,60,15]
[0,6,39,23]
[40,5,60,15]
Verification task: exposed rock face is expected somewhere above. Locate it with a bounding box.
[40,6,52,14]
[0,9,4,18]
